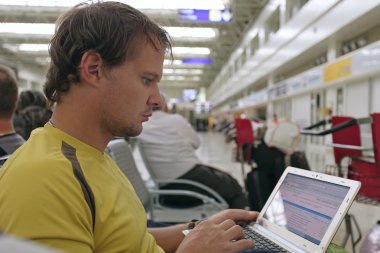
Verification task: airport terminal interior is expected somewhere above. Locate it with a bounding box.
[1,0,380,252]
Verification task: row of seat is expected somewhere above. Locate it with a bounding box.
[106,138,228,223]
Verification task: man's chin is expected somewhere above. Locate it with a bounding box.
[113,127,142,138]
[128,127,143,137]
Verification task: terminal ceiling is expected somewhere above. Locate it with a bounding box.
[0,0,267,96]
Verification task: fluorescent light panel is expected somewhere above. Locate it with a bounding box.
[3,43,48,52]
[19,44,49,51]
[164,27,217,39]
[161,76,201,81]
[0,23,216,42]
[163,69,203,75]
[164,60,208,68]
[172,47,210,55]
[0,0,226,10]
[164,59,182,66]
[0,23,54,34]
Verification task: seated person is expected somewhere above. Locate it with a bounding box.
[13,90,52,140]
[0,64,25,165]
[138,94,247,208]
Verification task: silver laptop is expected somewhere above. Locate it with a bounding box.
[243,166,361,253]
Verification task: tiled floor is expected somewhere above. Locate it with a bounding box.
[134,131,380,253]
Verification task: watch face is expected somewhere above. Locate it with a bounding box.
[182,229,191,236]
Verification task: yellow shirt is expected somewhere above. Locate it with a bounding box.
[0,124,164,253]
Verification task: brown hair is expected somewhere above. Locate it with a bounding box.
[0,64,18,119]
[44,1,172,103]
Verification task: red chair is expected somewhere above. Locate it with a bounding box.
[347,113,380,202]
[331,116,363,168]
[328,114,380,202]
[302,115,380,251]
[234,118,255,190]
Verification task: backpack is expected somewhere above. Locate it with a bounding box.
[264,121,300,155]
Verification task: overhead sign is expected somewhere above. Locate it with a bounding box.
[178,9,233,23]
[182,58,213,65]
[323,57,352,83]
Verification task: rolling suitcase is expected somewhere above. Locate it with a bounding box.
[246,142,286,211]
[290,151,311,170]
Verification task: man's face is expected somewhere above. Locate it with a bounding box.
[99,41,164,137]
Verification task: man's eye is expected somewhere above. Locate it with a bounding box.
[143,78,152,85]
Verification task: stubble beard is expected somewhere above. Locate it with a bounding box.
[100,110,142,138]
[109,119,142,138]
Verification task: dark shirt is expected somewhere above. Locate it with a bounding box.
[0,133,25,165]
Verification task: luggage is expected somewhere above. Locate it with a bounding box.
[246,170,265,211]
[246,142,286,211]
[264,121,300,155]
[290,151,311,170]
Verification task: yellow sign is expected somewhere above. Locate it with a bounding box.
[323,57,352,83]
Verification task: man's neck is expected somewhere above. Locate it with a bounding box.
[50,105,111,152]
[0,118,15,136]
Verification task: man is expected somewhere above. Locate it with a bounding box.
[0,64,25,165]
[0,2,258,253]
[13,90,52,140]
[138,94,247,208]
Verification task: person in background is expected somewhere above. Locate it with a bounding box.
[13,90,52,140]
[0,2,258,253]
[138,94,248,209]
[0,64,25,165]
[271,114,278,126]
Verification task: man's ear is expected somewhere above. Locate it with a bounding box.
[79,51,103,84]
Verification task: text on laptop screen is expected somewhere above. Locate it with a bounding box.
[263,173,350,245]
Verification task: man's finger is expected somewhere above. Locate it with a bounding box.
[225,224,245,241]
[230,238,255,252]
[220,219,236,230]
[212,209,259,223]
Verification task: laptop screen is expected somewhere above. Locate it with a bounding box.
[263,173,350,245]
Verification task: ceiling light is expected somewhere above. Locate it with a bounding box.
[342,45,350,54]
[0,0,226,10]
[126,0,226,10]
[172,47,211,55]
[349,41,357,51]
[164,27,217,39]
[3,43,49,52]
[163,69,203,75]
[161,76,201,81]
[164,59,183,66]
[357,38,367,47]
[35,57,51,64]
[0,23,218,41]
[19,44,49,52]
[0,23,54,35]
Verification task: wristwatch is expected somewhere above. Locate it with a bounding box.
[182,219,201,236]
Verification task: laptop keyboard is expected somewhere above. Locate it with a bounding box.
[242,225,289,253]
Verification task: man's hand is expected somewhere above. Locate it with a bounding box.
[176,210,259,253]
[208,209,259,225]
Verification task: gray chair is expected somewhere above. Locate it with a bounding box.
[0,155,11,167]
[106,138,228,223]
[0,234,61,253]
[136,140,230,207]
